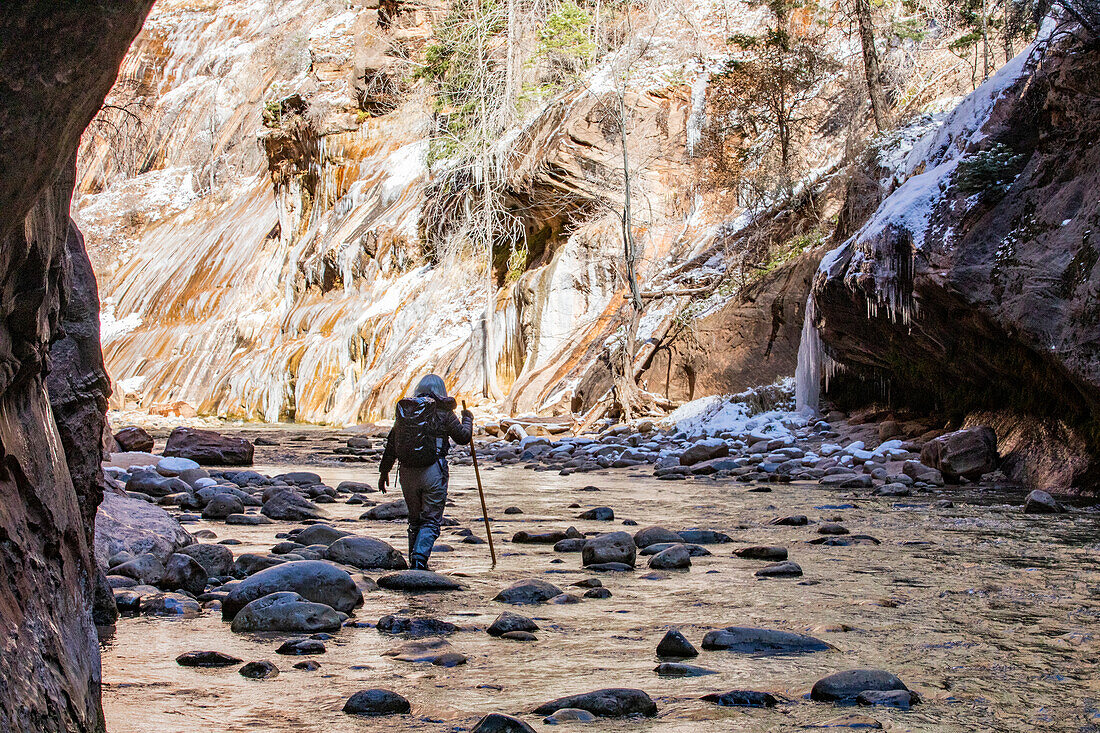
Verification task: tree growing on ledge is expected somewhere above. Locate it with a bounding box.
[716,0,838,202]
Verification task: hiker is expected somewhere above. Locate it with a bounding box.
[378,374,473,570]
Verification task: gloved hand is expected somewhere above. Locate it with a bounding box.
[461,409,473,421]
[378,473,389,494]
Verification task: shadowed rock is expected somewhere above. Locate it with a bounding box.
[533,689,658,718]
[581,531,636,567]
[230,591,347,633]
[701,690,779,707]
[472,712,537,732]
[734,545,787,560]
[493,579,563,605]
[376,570,464,592]
[811,669,909,702]
[702,626,831,654]
[343,689,411,716]
[223,560,362,619]
[487,611,539,637]
[165,427,255,466]
[324,536,407,570]
[176,651,242,668]
[656,629,698,658]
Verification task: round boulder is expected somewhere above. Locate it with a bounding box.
[324,536,407,570]
[230,592,347,633]
[581,532,636,568]
[222,560,362,619]
[343,689,411,716]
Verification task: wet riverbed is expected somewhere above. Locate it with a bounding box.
[101,459,1100,732]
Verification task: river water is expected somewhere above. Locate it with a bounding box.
[100,459,1100,732]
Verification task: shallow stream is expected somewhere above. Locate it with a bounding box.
[101,459,1100,732]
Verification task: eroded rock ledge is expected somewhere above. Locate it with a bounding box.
[814,28,1100,491]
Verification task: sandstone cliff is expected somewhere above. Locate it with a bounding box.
[0,2,153,730]
[814,23,1100,490]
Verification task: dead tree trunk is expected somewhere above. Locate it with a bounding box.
[854,0,890,132]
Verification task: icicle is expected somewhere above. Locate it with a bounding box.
[794,294,822,416]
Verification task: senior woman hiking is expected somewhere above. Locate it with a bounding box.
[378,374,473,570]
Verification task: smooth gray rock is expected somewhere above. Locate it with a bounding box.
[755,561,803,577]
[95,491,193,566]
[294,524,353,546]
[487,611,539,637]
[262,490,326,521]
[376,570,464,592]
[201,494,244,520]
[632,526,683,548]
[811,669,909,702]
[701,626,831,654]
[111,553,165,586]
[178,543,233,577]
[361,499,408,521]
[656,629,697,658]
[223,560,361,619]
[648,544,691,570]
[161,553,207,595]
[581,532,636,567]
[677,529,733,544]
[532,688,657,718]
[324,536,407,570]
[1024,489,1064,514]
[493,579,563,605]
[343,689,411,716]
[230,592,346,633]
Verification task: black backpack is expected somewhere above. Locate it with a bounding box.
[393,396,443,467]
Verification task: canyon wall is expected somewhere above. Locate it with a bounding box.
[77,0,887,424]
[813,24,1100,491]
[0,2,153,730]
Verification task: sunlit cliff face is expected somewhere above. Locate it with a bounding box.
[74,0,722,425]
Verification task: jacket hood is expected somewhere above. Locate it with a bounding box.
[413,373,448,400]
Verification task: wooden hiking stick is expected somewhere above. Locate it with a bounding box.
[463,401,497,568]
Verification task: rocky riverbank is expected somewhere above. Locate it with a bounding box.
[97,401,1098,732]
